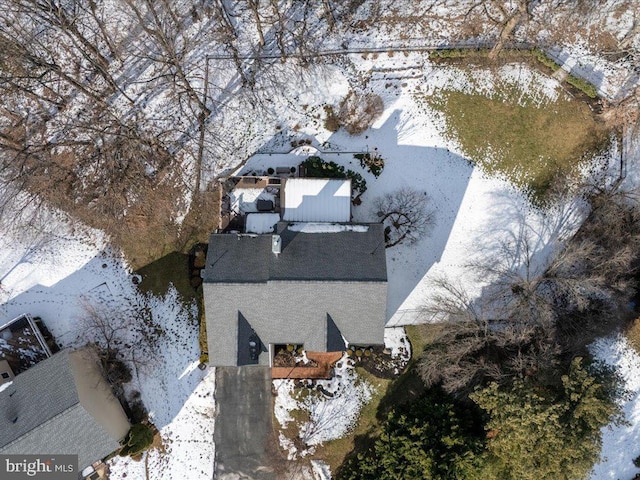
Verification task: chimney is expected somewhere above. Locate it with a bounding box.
[272,234,281,256]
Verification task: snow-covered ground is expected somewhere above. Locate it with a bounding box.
[249,57,625,476]
[0,210,214,480]
[239,62,591,326]
[109,372,216,480]
[274,355,375,459]
[591,336,640,480]
[274,327,411,463]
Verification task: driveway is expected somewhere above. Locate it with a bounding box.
[214,366,277,480]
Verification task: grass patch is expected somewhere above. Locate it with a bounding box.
[426,83,608,199]
[136,252,196,302]
[135,251,207,356]
[406,323,444,358]
[429,48,492,60]
[430,48,600,100]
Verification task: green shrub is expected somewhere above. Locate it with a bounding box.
[470,358,623,480]
[301,156,367,196]
[199,352,209,364]
[120,423,154,457]
[531,49,598,97]
[354,153,384,177]
[566,74,599,98]
[428,48,489,59]
[338,388,484,480]
[345,170,367,196]
[532,48,561,72]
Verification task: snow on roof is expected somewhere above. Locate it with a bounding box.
[283,178,351,223]
[288,223,368,233]
[227,188,276,215]
[245,213,280,234]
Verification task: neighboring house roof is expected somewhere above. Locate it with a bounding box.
[202,223,386,284]
[202,223,387,366]
[0,349,130,470]
[282,178,351,222]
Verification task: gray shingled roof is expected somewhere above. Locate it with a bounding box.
[0,350,124,469]
[202,223,387,283]
[202,223,388,367]
[204,281,387,366]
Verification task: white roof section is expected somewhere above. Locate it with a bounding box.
[245,213,280,234]
[283,179,351,223]
[288,223,369,233]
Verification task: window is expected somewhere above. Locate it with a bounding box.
[1,372,9,379]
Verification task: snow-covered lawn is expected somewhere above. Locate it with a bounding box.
[109,372,215,480]
[591,336,640,480]
[245,58,621,476]
[239,61,591,326]
[274,354,374,459]
[0,211,214,480]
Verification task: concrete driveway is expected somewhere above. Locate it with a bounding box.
[214,366,277,480]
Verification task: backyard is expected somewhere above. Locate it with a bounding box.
[424,68,609,199]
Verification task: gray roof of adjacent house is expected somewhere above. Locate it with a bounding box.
[202,222,388,366]
[0,349,130,470]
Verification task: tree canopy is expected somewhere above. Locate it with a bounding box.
[338,388,483,480]
[470,358,623,480]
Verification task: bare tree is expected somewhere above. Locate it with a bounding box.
[374,188,435,247]
[417,180,640,396]
[418,272,560,396]
[77,299,164,385]
[338,92,384,135]
[247,0,266,47]
[416,315,559,397]
[486,0,531,59]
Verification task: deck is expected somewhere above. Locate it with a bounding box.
[271,351,344,379]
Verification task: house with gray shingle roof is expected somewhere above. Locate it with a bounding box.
[202,221,387,367]
[0,348,130,471]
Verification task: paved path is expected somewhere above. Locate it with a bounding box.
[214,366,277,480]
